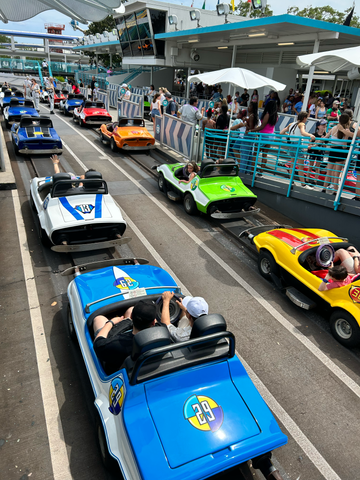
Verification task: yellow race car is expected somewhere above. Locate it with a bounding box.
[247,227,360,348]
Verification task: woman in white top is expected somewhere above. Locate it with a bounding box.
[31,78,40,111]
[150,93,162,128]
[280,111,315,187]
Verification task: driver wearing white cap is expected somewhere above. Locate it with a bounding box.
[161,291,209,342]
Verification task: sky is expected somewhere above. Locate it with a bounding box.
[0,0,356,44]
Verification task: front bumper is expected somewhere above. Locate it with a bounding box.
[19,147,63,154]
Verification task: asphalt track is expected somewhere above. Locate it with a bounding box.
[1,101,360,480]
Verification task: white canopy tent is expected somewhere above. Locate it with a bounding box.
[188,67,286,154]
[0,0,122,24]
[188,67,286,93]
[297,46,360,204]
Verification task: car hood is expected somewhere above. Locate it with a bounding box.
[116,127,153,138]
[144,361,260,469]
[56,193,112,223]
[83,108,110,115]
[199,177,256,201]
[9,107,38,116]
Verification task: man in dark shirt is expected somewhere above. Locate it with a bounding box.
[165,92,178,116]
[240,89,250,106]
[93,299,156,374]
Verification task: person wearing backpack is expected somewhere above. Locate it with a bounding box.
[164,92,177,116]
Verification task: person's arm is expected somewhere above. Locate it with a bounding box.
[179,172,196,184]
[95,316,126,340]
[161,291,174,325]
[280,123,291,135]
[315,107,319,119]
[250,113,269,133]
[318,273,331,291]
[298,123,315,140]
[326,110,333,120]
[196,108,205,120]
[230,121,245,131]
[51,154,61,174]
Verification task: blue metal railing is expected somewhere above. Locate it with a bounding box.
[202,128,359,210]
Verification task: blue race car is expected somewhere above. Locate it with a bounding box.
[59,93,85,116]
[0,89,24,113]
[4,98,39,128]
[66,261,288,480]
[11,115,63,155]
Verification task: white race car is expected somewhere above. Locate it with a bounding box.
[29,171,129,252]
[39,89,49,103]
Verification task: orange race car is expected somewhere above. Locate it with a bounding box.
[100,117,155,151]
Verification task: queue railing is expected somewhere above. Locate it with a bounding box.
[202,128,359,210]
[156,114,195,160]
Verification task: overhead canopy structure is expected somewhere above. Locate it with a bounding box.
[0,0,122,24]
[188,67,286,92]
[297,46,360,72]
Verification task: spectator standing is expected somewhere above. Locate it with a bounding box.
[23,76,32,99]
[178,97,205,125]
[165,92,178,116]
[307,119,327,184]
[202,108,216,158]
[251,89,259,105]
[31,78,40,111]
[46,77,55,114]
[315,100,326,119]
[280,111,315,188]
[150,93,162,125]
[326,101,341,122]
[248,101,278,176]
[283,95,294,114]
[292,94,304,114]
[240,89,250,107]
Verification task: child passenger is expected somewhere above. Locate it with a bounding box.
[318,265,352,291]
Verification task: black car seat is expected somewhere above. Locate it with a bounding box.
[190,314,227,339]
[52,173,73,195]
[219,158,236,175]
[24,100,35,108]
[4,90,12,97]
[199,159,216,178]
[84,171,103,190]
[9,98,20,107]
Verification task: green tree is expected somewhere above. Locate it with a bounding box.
[234,1,273,18]
[85,15,122,67]
[287,6,360,29]
[0,34,11,43]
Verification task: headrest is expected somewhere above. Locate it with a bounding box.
[14,91,24,98]
[119,118,129,126]
[190,314,227,339]
[133,118,144,126]
[20,116,39,127]
[219,158,236,175]
[55,89,61,94]
[9,98,20,106]
[53,173,71,184]
[4,90,12,97]
[84,101,94,108]
[85,171,102,180]
[131,327,172,361]
[67,94,74,99]
[24,100,34,108]
[75,94,85,99]
[62,89,69,94]
[96,101,105,108]
[200,159,216,176]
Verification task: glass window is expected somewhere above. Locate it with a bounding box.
[136,9,151,40]
[130,40,143,57]
[121,42,132,57]
[155,40,165,57]
[149,9,166,35]
[142,39,154,56]
[125,13,139,42]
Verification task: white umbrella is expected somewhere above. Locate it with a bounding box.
[188,67,286,158]
[297,46,360,205]
[188,67,286,92]
[0,0,121,23]
[297,46,360,73]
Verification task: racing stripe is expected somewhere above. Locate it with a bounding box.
[291,228,319,239]
[59,197,83,220]
[95,194,102,219]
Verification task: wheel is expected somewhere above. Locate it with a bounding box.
[110,137,118,152]
[183,193,197,215]
[96,417,119,474]
[13,141,19,155]
[37,217,51,247]
[330,310,360,348]
[100,133,108,145]
[80,118,86,128]
[5,119,10,129]
[258,250,279,280]
[29,192,37,212]
[158,173,165,192]
[72,113,77,123]
[67,305,77,343]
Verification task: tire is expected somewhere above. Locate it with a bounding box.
[330,310,360,348]
[72,113,77,123]
[100,133,108,145]
[37,217,51,247]
[67,305,77,343]
[258,250,279,280]
[158,173,165,192]
[13,141,19,155]
[110,137,118,153]
[96,417,120,474]
[29,192,37,212]
[183,193,197,215]
[5,119,10,129]
[80,118,86,128]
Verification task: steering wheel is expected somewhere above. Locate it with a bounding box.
[156,295,182,324]
[316,244,335,268]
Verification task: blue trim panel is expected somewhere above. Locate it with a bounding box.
[0,29,79,41]
[59,197,83,220]
[155,14,360,40]
[73,41,119,50]
[95,194,102,219]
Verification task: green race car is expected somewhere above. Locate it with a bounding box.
[157,159,259,219]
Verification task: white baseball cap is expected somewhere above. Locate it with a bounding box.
[121,83,127,88]
[182,296,209,318]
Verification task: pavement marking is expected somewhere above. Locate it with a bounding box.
[12,190,71,480]
[62,140,87,171]
[59,129,342,480]
[48,108,360,403]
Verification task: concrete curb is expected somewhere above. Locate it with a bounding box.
[0,124,16,190]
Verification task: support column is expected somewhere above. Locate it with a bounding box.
[10,36,15,51]
[186,66,191,99]
[96,53,99,74]
[302,39,320,112]
[228,45,237,95]
[150,66,153,86]
[109,53,112,68]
